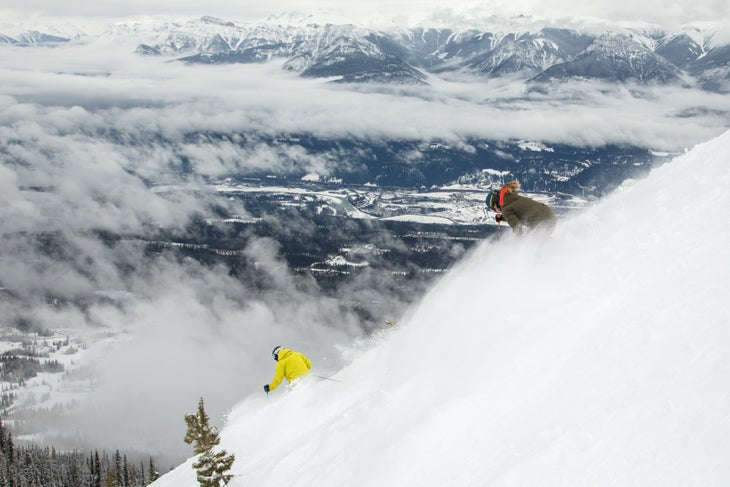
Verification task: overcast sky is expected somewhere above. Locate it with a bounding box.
[2,0,728,28]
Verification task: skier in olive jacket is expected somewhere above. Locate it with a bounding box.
[486,181,557,237]
[264,346,312,393]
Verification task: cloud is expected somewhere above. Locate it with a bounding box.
[1,0,727,28]
[1,64,424,459]
[62,253,360,464]
[8,227,405,465]
[1,37,727,310]
[2,41,728,152]
[2,38,727,317]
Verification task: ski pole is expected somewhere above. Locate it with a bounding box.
[314,375,342,383]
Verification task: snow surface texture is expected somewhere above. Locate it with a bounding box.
[153,130,730,486]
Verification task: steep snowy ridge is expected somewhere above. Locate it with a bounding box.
[152,131,730,487]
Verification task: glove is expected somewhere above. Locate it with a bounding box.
[495,214,504,223]
[263,384,270,393]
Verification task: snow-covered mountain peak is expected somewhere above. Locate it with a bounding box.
[198,16,236,27]
[261,9,355,28]
[2,15,728,88]
[706,28,730,49]
[0,20,89,41]
[588,31,658,54]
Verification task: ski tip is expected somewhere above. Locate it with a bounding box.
[384,319,397,327]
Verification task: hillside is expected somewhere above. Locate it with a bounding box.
[152,130,730,486]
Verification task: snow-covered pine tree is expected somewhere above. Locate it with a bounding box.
[192,448,235,487]
[184,398,218,455]
[184,398,235,487]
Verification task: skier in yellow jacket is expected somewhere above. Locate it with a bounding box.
[264,346,312,393]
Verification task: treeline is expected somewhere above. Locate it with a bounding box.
[1,351,65,418]
[0,352,64,384]
[0,418,160,487]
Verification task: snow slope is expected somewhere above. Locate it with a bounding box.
[153,130,730,486]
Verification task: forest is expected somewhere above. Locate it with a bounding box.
[0,418,159,487]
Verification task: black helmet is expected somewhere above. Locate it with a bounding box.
[272,346,283,361]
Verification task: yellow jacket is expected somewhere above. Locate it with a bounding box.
[268,348,312,391]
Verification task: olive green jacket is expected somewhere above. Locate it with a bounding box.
[501,191,557,236]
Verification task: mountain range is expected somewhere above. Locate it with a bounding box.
[3,15,727,91]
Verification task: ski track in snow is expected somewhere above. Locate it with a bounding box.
[152,130,730,486]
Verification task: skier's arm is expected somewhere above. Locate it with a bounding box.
[502,208,523,236]
[268,361,286,391]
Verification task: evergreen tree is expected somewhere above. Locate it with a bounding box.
[4,430,14,464]
[94,450,102,487]
[128,460,137,487]
[0,417,5,452]
[114,449,123,486]
[148,456,159,482]
[123,453,130,486]
[184,398,235,487]
[139,460,146,485]
[0,422,155,487]
[67,451,82,486]
[184,398,219,454]
[105,468,118,487]
[193,448,235,487]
